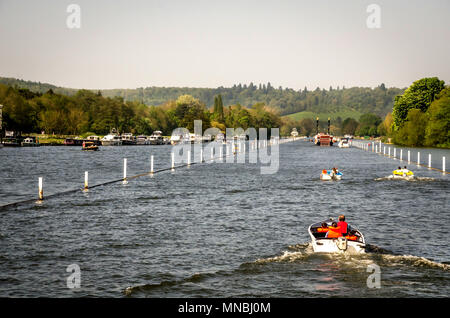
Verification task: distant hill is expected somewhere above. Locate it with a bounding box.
[0,76,405,118]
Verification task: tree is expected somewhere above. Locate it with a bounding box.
[392,77,445,130]
[425,86,450,147]
[341,117,359,135]
[393,109,428,147]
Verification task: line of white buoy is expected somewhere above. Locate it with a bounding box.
[28,137,296,204]
[352,140,447,175]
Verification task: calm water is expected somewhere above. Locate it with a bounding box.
[0,141,449,297]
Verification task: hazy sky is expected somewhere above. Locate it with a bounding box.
[0,0,449,90]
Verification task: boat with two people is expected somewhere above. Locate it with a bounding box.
[391,166,414,179]
[82,141,99,151]
[320,167,342,180]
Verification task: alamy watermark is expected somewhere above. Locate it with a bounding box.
[66,264,81,289]
[366,263,381,288]
[66,4,81,29]
[171,120,280,175]
[366,4,381,29]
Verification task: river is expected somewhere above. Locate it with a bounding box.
[0,140,448,297]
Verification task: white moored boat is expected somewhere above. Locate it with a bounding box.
[308,219,366,254]
[101,134,122,146]
[338,137,350,148]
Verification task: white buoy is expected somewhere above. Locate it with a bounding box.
[123,158,128,184]
[38,177,43,201]
[171,152,175,171]
[150,155,154,174]
[428,154,431,168]
[84,171,88,190]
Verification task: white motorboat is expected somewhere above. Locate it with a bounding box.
[308,219,366,254]
[101,134,122,146]
[320,169,342,181]
[136,135,150,145]
[338,138,350,148]
[149,131,164,145]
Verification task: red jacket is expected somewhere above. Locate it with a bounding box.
[337,221,348,234]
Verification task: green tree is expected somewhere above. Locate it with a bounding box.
[393,109,428,146]
[392,77,445,130]
[425,86,450,147]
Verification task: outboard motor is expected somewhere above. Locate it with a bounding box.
[337,237,348,251]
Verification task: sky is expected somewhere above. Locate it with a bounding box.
[0,0,449,90]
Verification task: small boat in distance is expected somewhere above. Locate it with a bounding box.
[338,137,350,148]
[21,137,40,147]
[320,169,342,181]
[82,141,99,151]
[308,219,366,254]
[392,168,414,179]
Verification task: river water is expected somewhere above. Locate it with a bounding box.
[0,140,449,297]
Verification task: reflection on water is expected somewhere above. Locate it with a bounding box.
[0,141,449,297]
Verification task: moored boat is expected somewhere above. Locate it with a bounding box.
[101,134,122,146]
[308,219,366,254]
[21,137,40,147]
[338,138,350,148]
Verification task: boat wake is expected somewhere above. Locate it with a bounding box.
[375,176,435,182]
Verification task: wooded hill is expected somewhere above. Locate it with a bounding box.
[0,77,404,118]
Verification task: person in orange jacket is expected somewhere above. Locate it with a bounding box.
[325,222,342,238]
[317,222,329,233]
[345,230,359,241]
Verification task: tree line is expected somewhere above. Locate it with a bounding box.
[0,77,404,118]
[0,84,283,137]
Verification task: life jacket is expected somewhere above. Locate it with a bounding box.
[317,227,329,233]
[326,226,342,238]
[345,235,358,241]
[337,221,348,234]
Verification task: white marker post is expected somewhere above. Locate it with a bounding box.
[150,155,154,174]
[400,149,403,161]
[443,156,446,173]
[200,148,203,163]
[408,150,410,164]
[171,152,175,171]
[388,147,391,157]
[84,171,88,191]
[417,152,420,165]
[428,154,431,168]
[123,158,128,184]
[38,177,43,201]
[394,148,396,159]
[211,148,214,160]
[187,150,191,166]
[384,147,386,156]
